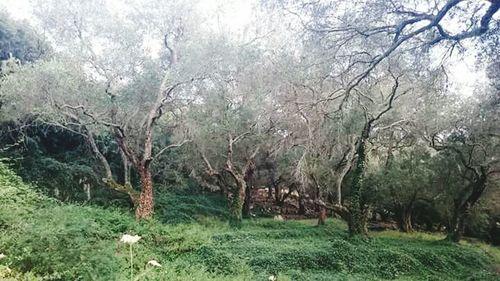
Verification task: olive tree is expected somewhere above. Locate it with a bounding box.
[3,0,225,219]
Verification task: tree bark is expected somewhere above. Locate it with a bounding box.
[268,184,273,199]
[347,77,401,235]
[447,207,467,242]
[223,133,259,227]
[318,205,327,225]
[228,176,246,228]
[242,181,252,218]
[84,129,140,206]
[120,148,131,186]
[83,183,91,201]
[298,192,306,216]
[348,123,369,235]
[335,138,356,205]
[446,173,487,242]
[267,158,277,200]
[397,208,414,233]
[135,167,154,219]
[275,184,282,206]
[396,192,416,232]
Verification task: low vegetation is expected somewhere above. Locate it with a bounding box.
[1,163,498,280]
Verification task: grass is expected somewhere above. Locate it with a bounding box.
[0,163,499,280]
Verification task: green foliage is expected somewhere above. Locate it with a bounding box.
[0,125,116,203]
[0,162,47,224]
[1,164,498,280]
[464,209,494,242]
[154,190,228,224]
[195,219,499,280]
[3,206,129,280]
[0,11,51,63]
[367,147,437,206]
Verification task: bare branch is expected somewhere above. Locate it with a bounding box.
[152,139,191,161]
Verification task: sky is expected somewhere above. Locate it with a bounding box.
[0,0,488,97]
[0,0,254,31]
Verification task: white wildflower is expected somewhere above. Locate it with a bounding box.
[120,234,141,245]
[0,253,6,260]
[268,275,277,281]
[147,260,162,267]
[273,215,284,221]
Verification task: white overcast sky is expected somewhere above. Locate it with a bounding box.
[0,0,488,97]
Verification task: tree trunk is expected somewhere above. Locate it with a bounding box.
[120,149,131,186]
[348,125,369,236]
[275,185,281,206]
[403,212,413,232]
[83,183,91,201]
[85,129,140,207]
[298,192,306,216]
[347,78,399,235]
[215,172,228,196]
[242,182,252,218]
[277,190,286,214]
[447,207,467,242]
[318,206,327,225]
[268,161,277,200]
[446,172,487,242]
[135,167,154,219]
[229,178,246,228]
[348,208,368,235]
[335,139,356,205]
[397,208,414,233]
[396,193,416,232]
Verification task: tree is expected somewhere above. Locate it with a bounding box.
[3,0,225,219]
[367,147,438,232]
[185,62,271,227]
[411,47,500,240]
[258,0,498,235]
[0,11,50,64]
[0,11,50,115]
[280,0,499,105]
[428,99,499,241]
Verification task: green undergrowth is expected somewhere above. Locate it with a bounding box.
[154,190,228,224]
[192,219,499,280]
[0,163,498,280]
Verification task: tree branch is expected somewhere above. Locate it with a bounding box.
[152,139,191,161]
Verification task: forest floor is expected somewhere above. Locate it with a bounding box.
[0,163,499,281]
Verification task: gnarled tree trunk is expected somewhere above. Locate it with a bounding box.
[347,77,401,235]
[446,171,487,242]
[135,166,154,219]
[242,180,252,218]
[298,191,306,216]
[397,208,414,233]
[228,176,246,228]
[348,122,370,235]
[396,192,417,232]
[318,205,327,225]
[85,129,140,207]
[201,133,259,228]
